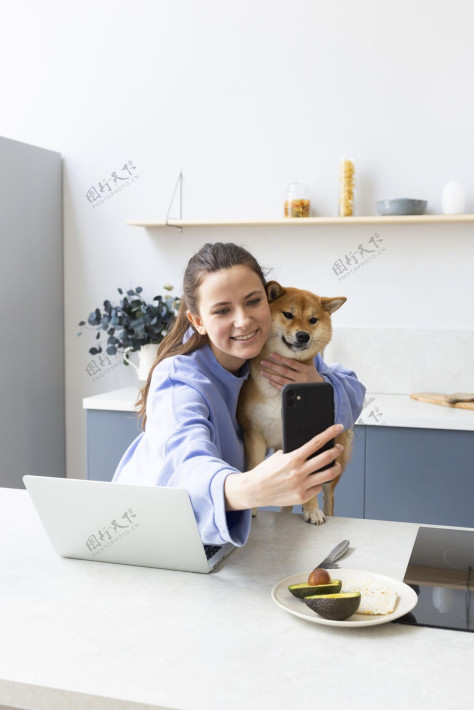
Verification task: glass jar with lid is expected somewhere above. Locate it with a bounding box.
[284,182,311,218]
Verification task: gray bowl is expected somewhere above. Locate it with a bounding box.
[376,198,428,216]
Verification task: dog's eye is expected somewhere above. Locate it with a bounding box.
[309,317,318,324]
[282,312,293,320]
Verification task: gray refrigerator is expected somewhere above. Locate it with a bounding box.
[0,136,65,487]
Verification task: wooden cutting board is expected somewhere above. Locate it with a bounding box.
[410,392,474,410]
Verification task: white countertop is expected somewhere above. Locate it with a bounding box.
[83,387,474,431]
[83,386,140,413]
[1,488,472,710]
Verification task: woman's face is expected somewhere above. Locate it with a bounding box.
[187,264,271,372]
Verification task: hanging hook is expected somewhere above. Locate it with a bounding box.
[166,169,183,231]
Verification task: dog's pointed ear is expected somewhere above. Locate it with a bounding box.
[320,296,347,314]
[266,281,286,303]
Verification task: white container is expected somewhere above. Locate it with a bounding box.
[123,343,158,383]
[441,180,465,214]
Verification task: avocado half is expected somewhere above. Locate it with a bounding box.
[288,580,342,599]
[304,592,361,620]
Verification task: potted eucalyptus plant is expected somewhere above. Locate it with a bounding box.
[79,285,180,380]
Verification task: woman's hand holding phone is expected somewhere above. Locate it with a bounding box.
[224,423,343,511]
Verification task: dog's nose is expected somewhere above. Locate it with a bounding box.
[295,331,310,344]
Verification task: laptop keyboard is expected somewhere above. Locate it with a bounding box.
[204,544,223,560]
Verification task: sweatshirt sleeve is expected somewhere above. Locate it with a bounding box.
[314,354,366,430]
[150,378,251,547]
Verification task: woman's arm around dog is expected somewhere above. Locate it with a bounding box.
[260,352,365,431]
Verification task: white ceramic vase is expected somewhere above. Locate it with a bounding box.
[123,343,158,383]
[441,180,465,214]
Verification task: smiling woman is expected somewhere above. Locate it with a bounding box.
[186,265,271,372]
[112,242,365,545]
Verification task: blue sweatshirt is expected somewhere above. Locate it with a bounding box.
[113,344,365,546]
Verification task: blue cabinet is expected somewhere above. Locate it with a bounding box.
[85,410,367,518]
[86,410,141,482]
[85,410,474,528]
[365,426,474,528]
[332,425,365,519]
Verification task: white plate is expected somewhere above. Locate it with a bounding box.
[271,569,418,628]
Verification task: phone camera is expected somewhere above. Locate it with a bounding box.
[285,388,302,408]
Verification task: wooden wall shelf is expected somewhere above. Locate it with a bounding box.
[127,214,474,229]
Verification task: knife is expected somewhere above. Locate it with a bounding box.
[317,539,350,569]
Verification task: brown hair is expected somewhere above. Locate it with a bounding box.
[137,242,267,427]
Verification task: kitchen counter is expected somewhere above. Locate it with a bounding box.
[1,488,472,710]
[83,387,474,431]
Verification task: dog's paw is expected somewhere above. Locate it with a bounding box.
[302,508,326,525]
[252,507,258,517]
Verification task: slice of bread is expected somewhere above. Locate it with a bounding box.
[341,580,398,615]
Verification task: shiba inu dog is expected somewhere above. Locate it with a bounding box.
[237,281,353,524]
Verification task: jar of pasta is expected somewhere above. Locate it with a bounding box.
[284,182,311,218]
[338,157,355,217]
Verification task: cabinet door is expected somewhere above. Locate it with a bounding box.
[86,410,142,481]
[365,426,474,528]
[331,425,365,519]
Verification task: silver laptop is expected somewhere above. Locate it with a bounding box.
[23,476,236,573]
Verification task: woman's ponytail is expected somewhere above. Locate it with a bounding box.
[136,301,206,426]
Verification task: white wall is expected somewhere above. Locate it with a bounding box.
[0,0,473,480]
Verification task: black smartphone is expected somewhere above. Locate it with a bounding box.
[282,382,335,471]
